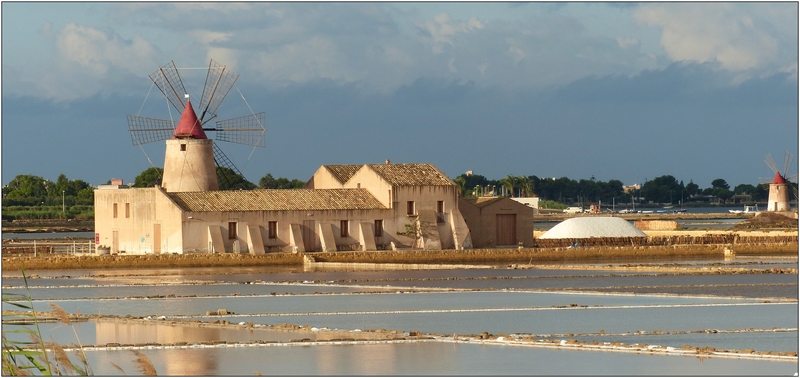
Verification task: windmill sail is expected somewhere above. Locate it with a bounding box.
[148,61,187,113]
[212,142,250,189]
[199,59,239,123]
[216,112,266,147]
[127,115,176,146]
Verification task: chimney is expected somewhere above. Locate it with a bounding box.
[385,159,391,164]
[111,178,124,186]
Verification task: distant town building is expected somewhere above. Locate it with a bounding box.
[622,184,641,193]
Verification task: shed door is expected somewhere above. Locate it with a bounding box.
[496,214,517,246]
[302,220,317,252]
[112,230,119,254]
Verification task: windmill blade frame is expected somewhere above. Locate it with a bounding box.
[212,142,250,190]
[199,59,239,124]
[783,151,794,180]
[215,112,266,148]
[765,153,779,174]
[148,60,187,113]
[127,115,176,146]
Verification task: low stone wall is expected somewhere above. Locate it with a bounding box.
[307,245,734,264]
[534,234,798,249]
[2,252,303,271]
[3,235,796,271]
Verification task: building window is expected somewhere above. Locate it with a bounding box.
[436,200,445,223]
[113,203,118,218]
[125,203,130,218]
[268,221,277,239]
[374,220,383,237]
[228,222,237,239]
[407,201,415,215]
[340,220,348,237]
[180,144,187,151]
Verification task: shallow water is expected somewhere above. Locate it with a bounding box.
[84,342,796,376]
[201,302,797,337]
[3,255,796,375]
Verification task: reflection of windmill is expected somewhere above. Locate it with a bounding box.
[762,151,798,211]
[127,60,265,191]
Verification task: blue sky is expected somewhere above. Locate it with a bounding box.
[2,2,797,188]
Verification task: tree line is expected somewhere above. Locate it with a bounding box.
[453,173,786,207]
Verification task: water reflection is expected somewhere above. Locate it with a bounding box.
[83,342,796,376]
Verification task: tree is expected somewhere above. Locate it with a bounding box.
[734,184,756,195]
[685,180,699,196]
[752,184,769,201]
[216,167,256,190]
[272,177,305,189]
[500,175,517,197]
[518,176,533,197]
[714,188,733,203]
[641,175,682,204]
[259,173,277,189]
[711,178,730,190]
[4,175,52,200]
[133,167,164,188]
[453,176,466,197]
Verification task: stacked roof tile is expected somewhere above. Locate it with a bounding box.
[368,163,454,186]
[168,189,387,212]
[322,163,455,187]
[323,165,363,184]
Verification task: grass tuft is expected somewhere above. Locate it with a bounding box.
[131,350,157,376]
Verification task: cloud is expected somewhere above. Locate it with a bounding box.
[15,23,161,100]
[616,36,640,50]
[418,13,484,53]
[634,3,796,73]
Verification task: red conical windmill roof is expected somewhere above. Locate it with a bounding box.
[173,100,207,139]
[772,171,786,184]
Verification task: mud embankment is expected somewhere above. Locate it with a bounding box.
[3,243,796,271]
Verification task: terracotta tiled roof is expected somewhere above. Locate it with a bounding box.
[367,163,454,186]
[462,197,506,208]
[323,165,363,184]
[167,189,387,212]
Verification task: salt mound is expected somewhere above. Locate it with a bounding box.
[540,217,646,239]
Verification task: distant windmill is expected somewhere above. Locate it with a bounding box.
[127,60,265,191]
[762,151,798,211]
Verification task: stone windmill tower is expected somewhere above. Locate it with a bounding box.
[127,60,265,192]
[764,152,797,211]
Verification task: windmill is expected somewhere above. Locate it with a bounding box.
[762,151,798,211]
[127,60,265,191]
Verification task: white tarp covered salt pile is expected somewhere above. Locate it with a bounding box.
[539,217,647,239]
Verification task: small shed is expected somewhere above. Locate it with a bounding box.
[458,197,534,248]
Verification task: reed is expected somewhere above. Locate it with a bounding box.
[2,267,157,376]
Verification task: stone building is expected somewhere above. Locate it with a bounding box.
[94,162,473,254]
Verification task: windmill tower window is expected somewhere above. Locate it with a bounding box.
[180,144,186,151]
